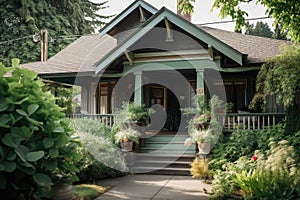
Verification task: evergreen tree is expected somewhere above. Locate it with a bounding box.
[245,21,273,38]
[272,23,288,40]
[0,0,110,65]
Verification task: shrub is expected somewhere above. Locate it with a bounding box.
[72,119,127,182]
[190,158,210,179]
[234,140,300,199]
[210,156,256,199]
[210,124,286,171]
[0,60,81,199]
[71,118,114,142]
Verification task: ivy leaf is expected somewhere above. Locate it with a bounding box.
[15,145,30,162]
[27,104,39,116]
[49,148,59,158]
[16,109,28,117]
[0,98,8,112]
[3,161,16,173]
[0,114,11,128]
[2,134,18,148]
[26,151,45,162]
[6,151,17,160]
[43,138,54,148]
[33,173,52,186]
[14,97,28,105]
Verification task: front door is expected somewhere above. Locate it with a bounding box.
[148,84,181,132]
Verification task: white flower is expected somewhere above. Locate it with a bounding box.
[184,137,192,147]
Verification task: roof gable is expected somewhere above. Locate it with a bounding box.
[95,7,244,75]
[99,0,157,37]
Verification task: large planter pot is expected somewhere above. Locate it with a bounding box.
[195,122,210,130]
[198,142,211,155]
[121,141,134,152]
[52,183,75,200]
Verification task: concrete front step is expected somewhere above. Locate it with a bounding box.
[142,142,195,150]
[143,135,189,143]
[131,166,191,175]
[138,149,195,154]
[124,134,196,175]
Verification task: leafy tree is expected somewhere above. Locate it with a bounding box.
[179,0,300,42]
[0,0,110,65]
[245,21,273,38]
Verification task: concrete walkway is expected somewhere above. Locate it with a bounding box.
[95,175,211,200]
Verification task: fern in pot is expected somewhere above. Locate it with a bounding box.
[115,128,141,152]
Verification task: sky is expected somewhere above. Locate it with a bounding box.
[94,0,274,32]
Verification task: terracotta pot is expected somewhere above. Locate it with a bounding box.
[198,143,211,155]
[52,183,75,200]
[196,122,210,130]
[121,141,134,152]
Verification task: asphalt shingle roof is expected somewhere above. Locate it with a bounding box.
[200,26,292,63]
[21,34,117,74]
[21,24,291,75]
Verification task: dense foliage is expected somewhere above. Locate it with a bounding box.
[209,125,286,170]
[208,124,300,199]
[211,141,300,199]
[71,118,127,183]
[0,60,81,199]
[257,45,300,108]
[179,0,300,42]
[0,0,109,65]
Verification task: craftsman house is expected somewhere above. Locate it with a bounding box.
[22,0,288,132]
[21,0,290,174]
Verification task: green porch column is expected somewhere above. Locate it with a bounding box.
[134,71,142,105]
[196,69,205,95]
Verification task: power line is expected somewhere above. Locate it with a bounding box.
[0,16,273,44]
[0,36,32,45]
[199,16,272,26]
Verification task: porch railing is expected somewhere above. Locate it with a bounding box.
[216,113,286,131]
[67,113,286,131]
[67,114,114,128]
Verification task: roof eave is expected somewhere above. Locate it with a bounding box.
[95,7,245,75]
[99,0,158,37]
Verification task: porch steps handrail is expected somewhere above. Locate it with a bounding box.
[67,113,115,128]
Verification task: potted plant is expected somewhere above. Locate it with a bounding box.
[187,129,217,154]
[52,174,76,200]
[193,113,211,130]
[113,102,153,133]
[183,94,224,155]
[115,128,141,152]
[128,103,152,126]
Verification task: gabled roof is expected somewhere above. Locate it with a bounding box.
[21,2,292,77]
[99,0,157,37]
[21,34,117,75]
[200,26,292,63]
[95,7,245,74]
